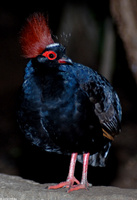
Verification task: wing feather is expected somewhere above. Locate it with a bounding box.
[80,70,122,137]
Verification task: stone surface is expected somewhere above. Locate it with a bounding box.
[0,173,137,200]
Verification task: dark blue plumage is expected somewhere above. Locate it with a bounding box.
[18,13,122,192]
[17,43,121,161]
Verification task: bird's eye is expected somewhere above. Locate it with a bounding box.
[42,51,57,60]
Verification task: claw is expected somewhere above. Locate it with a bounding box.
[67,183,89,193]
[48,176,80,190]
[67,180,92,193]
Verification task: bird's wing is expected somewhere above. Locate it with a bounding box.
[79,70,122,140]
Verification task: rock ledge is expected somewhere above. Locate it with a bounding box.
[0,173,137,200]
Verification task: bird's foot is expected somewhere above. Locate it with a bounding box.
[67,181,92,193]
[48,176,80,190]
[48,178,92,192]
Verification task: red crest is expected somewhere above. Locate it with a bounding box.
[20,13,54,58]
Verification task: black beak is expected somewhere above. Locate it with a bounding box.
[58,57,73,65]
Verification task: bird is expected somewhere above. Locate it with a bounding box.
[17,12,122,192]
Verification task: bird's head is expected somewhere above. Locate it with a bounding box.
[32,43,72,70]
[20,13,72,72]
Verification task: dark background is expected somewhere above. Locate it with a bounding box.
[0,1,137,188]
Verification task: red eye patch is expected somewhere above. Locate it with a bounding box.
[42,51,57,60]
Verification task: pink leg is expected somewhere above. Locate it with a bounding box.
[68,153,91,192]
[81,153,90,186]
[48,153,80,190]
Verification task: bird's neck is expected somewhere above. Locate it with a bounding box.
[35,70,65,99]
[24,61,77,100]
